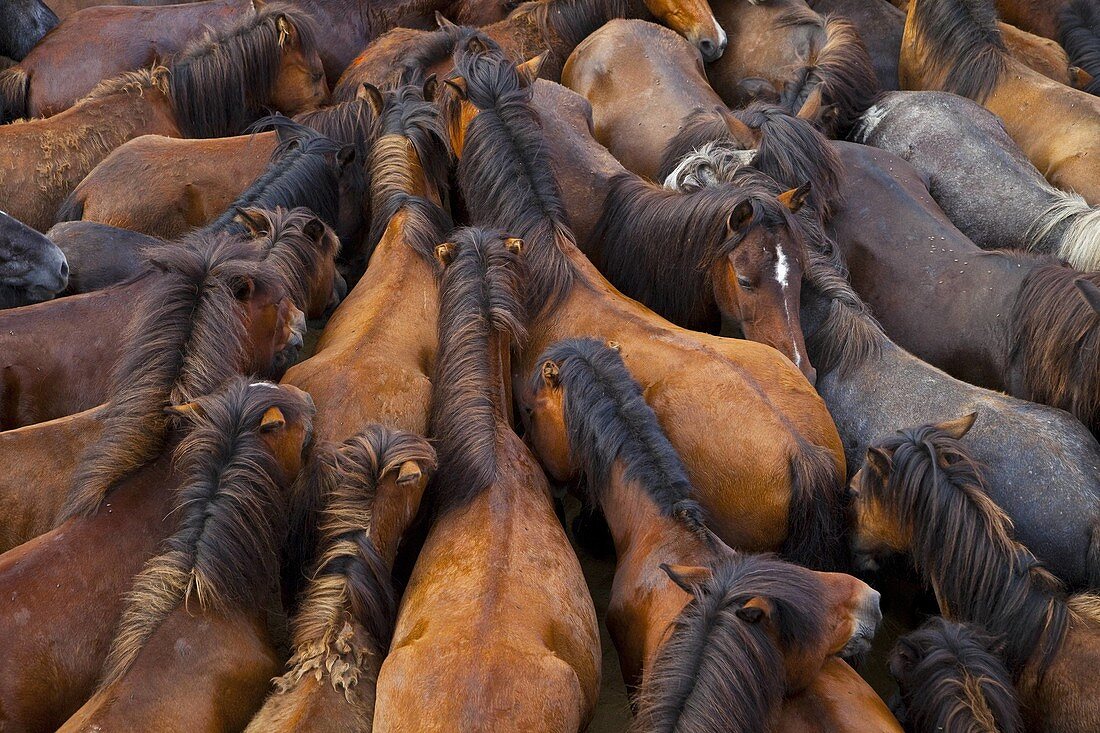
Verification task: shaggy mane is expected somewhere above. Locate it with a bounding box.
[907,0,1006,102]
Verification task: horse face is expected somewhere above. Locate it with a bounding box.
[849,448,913,564]
[256,383,316,481]
[369,452,434,564]
[0,211,68,308]
[642,0,727,62]
[808,570,882,678]
[304,217,344,319]
[240,279,306,378]
[437,77,480,159]
[271,17,329,116]
[521,361,577,483]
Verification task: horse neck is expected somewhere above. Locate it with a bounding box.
[373,137,442,206]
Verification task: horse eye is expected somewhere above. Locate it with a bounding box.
[737,275,752,290]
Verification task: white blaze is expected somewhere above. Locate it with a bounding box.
[774,245,802,368]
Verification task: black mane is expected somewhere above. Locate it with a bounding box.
[908,0,1006,102]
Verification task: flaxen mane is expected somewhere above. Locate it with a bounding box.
[168,2,321,137]
[907,0,1006,102]
[427,228,527,515]
[632,553,828,733]
[276,425,436,700]
[99,378,313,688]
[530,338,707,533]
[890,617,1022,733]
[60,233,282,521]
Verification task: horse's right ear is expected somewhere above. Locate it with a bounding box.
[423,73,438,101]
[435,242,456,267]
[303,217,326,242]
[231,275,255,302]
[1071,66,1095,91]
[865,446,891,477]
[397,460,425,486]
[336,144,356,169]
[735,596,773,624]
[660,563,712,594]
[165,401,204,421]
[540,360,560,387]
[435,10,457,28]
[357,83,385,118]
[233,207,269,238]
[516,51,549,86]
[443,76,468,100]
[1075,278,1100,315]
[934,412,977,440]
[727,200,755,234]
[888,636,918,679]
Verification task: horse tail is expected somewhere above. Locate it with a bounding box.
[1025,189,1100,271]
[55,188,86,224]
[0,66,29,123]
[781,437,849,572]
[1060,0,1100,94]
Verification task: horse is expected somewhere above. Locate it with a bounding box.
[0,3,328,231]
[1,0,255,120]
[0,0,58,61]
[658,136,1100,590]
[46,0,203,20]
[372,228,601,732]
[900,0,1100,204]
[994,0,1069,39]
[1060,0,1100,94]
[855,91,1100,272]
[809,0,905,90]
[52,378,316,733]
[889,617,1023,733]
[441,52,848,567]
[0,209,68,307]
[283,76,452,444]
[46,221,164,294]
[0,380,314,733]
[850,416,1100,732]
[244,425,436,732]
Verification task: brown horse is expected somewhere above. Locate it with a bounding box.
[0,380,312,733]
[0,3,328,231]
[245,425,435,732]
[373,227,601,732]
[0,0,254,120]
[851,416,1100,732]
[900,0,1100,203]
[45,0,202,20]
[54,378,316,733]
[440,51,848,566]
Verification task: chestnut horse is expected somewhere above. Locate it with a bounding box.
[245,425,436,732]
[900,0,1100,204]
[855,91,1100,272]
[0,209,68,307]
[0,380,313,733]
[0,0,57,61]
[54,378,316,733]
[441,51,848,566]
[889,617,1023,733]
[373,228,601,731]
[0,3,328,231]
[523,337,884,725]
[851,417,1100,732]
[1,0,254,119]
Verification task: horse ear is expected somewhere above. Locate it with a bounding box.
[504,237,523,255]
[726,200,755,234]
[466,36,490,55]
[233,207,269,238]
[435,242,456,267]
[516,51,549,86]
[232,275,255,301]
[336,144,356,169]
[606,340,621,352]
[736,596,772,624]
[435,10,457,28]
[660,563,712,594]
[260,406,286,433]
[718,106,756,145]
[865,446,891,477]
[443,76,468,100]
[276,15,298,48]
[423,73,438,102]
[1070,66,1095,91]
[778,182,812,213]
[934,412,977,440]
[357,83,385,117]
[796,86,824,122]
[165,401,204,421]
[251,0,265,11]
[1075,278,1100,315]
[396,460,425,486]
[541,360,560,387]
[303,217,326,242]
[888,636,918,679]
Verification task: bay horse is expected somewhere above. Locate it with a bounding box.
[441,52,848,566]
[523,337,883,722]
[0,0,58,61]
[0,209,68,307]
[658,136,1100,589]
[855,91,1100,272]
[0,380,313,733]
[46,0,203,20]
[245,425,436,732]
[283,76,452,445]
[851,416,1100,732]
[900,0,1100,204]
[0,3,328,232]
[1,0,254,120]
[889,617,1022,733]
[373,227,601,732]
[54,378,317,733]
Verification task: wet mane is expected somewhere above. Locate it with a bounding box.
[168,2,321,137]
[99,379,311,689]
[632,553,827,733]
[1009,263,1100,436]
[907,0,1006,102]
[530,338,707,533]
[428,228,527,515]
[61,233,283,521]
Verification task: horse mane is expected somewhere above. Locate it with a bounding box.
[99,378,311,689]
[890,617,1023,733]
[907,0,1006,102]
[509,0,629,58]
[79,66,170,104]
[530,337,708,533]
[293,94,382,156]
[859,422,1071,675]
[168,2,321,138]
[588,172,806,331]
[658,107,748,186]
[427,227,527,515]
[247,206,341,310]
[632,553,828,733]
[276,425,436,699]
[442,49,576,317]
[1060,0,1100,95]
[60,233,280,522]
[1009,264,1100,435]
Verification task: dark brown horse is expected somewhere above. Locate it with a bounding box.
[1060,0,1100,94]
[46,221,159,295]
[245,425,436,732]
[0,0,57,61]
[54,378,316,733]
[851,417,1100,732]
[374,228,602,731]
[0,380,312,733]
[809,0,905,90]
[0,209,68,307]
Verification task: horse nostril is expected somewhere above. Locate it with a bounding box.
[59,260,69,279]
[699,39,715,58]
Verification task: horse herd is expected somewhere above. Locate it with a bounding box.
[0,0,1098,730]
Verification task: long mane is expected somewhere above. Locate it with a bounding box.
[632,553,828,733]
[246,205,341,311]
[907,0,1006,102]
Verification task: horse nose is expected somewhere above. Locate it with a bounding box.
[864,588,883,631]
[804,365,818,387]
[58,258,69,282]
[699,38,718,62]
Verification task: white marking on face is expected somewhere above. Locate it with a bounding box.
[774,244,802,368]
[714,18,727,47]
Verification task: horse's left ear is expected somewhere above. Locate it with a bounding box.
[303,217,326,242]
[1075,278,1100,315]
[165,401,204,421]
[504,237,523,254]
[443,76,468,100]
[233,207,269,238]
[1071,66,1095,91]
[231,275,255,301]
[933,412,977,440]
[865,446,891,477]
[336,144,356,169]
[435,242,457,267]
[735,596,772,624]
[423,73,438,102]
[660,563,712,594]
[726,200,755,234]
[357,83,385,118]
[778,182,812,213]
[276,15,298,47]
[516,51,549,86]
[260,406,286,433]
[541,360,560,387]
[396,460,425,486]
